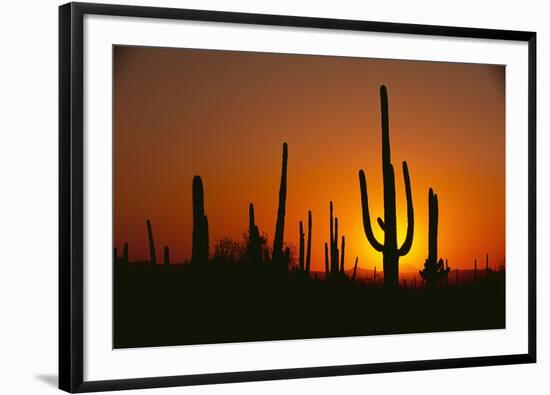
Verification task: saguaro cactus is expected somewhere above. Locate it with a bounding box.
[272,143,288,265]
[359,85,414,289]
[324,242,329,277]
[340,236,345,273]
[352,257,358,281]
[299,221,305,272]
[419,188,449,288]
[146,219,157,265]
[164,246,170,265]
[192,176,209,263]
[327,202,345,279]
[247,203,264,264]
[305,210,312,275]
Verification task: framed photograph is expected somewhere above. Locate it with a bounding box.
[59,2,536,392]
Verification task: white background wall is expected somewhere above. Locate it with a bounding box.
[0,0,546,394]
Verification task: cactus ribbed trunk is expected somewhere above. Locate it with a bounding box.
[305,210,312,275]
[359,85,414,289]
[298,221,305,272]
[192,176,209,263]
[272,143,288,266]
[146,219,156,265]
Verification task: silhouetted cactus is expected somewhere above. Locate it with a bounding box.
[305,210,312,275]
[192,175,209,263]
[324,242,329,277]
[246,203,265,264]
[122,242,129,264]
[340,236,345,273]
[272,143,288,266]
[164,246,170,265]
[299,221,305,272]
[419,188,449,288]
[146,219,157,265]
[359,85,414,289]
[327,202,345,279]
[352,257,358,281]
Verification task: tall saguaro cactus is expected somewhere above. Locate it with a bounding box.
[305,210,312,275]
[272,143,288,265]
[299,221,305,272]
[192,175,209,263]
[358,85,414,289]
[146,219,157,265]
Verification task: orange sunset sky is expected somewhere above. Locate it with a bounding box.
[113,45,505,273]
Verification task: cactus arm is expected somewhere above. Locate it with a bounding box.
[358,169,384,252]
[398,161,414,256]
[377,217,385,231]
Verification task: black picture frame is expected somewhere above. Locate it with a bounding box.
[59,2,537,392]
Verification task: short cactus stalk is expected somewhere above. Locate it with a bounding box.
[192,175,209,263]
[272,143,288,267]
[359,85,414,289]
[299,221,305,272]
[305,210,312,276]
[146,219,157,265]
[352,257,358,281]
[373,266,377,288]
[419,188,449,289]
[485,253,489,280]
[246,203,264,264]
[164,246,170,265]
